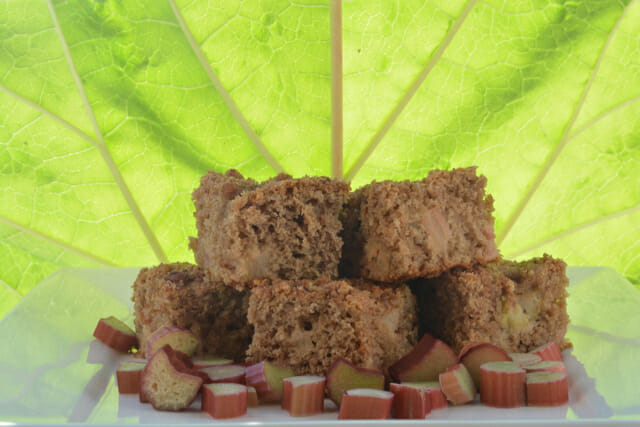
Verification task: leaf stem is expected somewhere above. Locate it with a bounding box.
[496,1,634,246]
[344,0,477,182]
[46,0,169,264]
[331,0,343,179]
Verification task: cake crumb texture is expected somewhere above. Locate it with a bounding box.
[132,262,252,361]
[411,254,570,354]
[340,167,498,283]
[246,277,418,377]
[191,169,350,289]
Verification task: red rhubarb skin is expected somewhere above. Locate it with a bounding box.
[480,365,526,408]
[200,365,246,385]
[390,383,430,419]
[531,342,563,362]
[338,393,393,420]
[525,361,567,374]
[282,378,326,416]
[426,387,448,410]
[202,385,248,419]
[526,374,569,406]
[389,334,457,382]
[93,318,137,352]
[116,369,143,394]
[439,364,475,405]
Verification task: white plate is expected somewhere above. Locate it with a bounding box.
[1,266,639,426]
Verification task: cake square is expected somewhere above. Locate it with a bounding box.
[411,254,570,354]
[340,167,499,283]
[190,170,350,289]
[246,277,418,376]
[132,262,252,361]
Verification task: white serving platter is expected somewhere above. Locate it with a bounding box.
[1,266,639,426]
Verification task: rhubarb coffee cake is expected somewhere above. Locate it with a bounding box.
[340,167,499,283]
[132,262,252,361]
[191,169,350,289]
[411,254,570,354]
[245,277,418,377]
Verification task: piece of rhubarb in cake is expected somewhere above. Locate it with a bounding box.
[190,169,350,289]
[411,255,569,354]
[245,277,418,377]
[132,262,252,360]
[340,167,498,283]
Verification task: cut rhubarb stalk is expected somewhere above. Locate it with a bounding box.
[146,326,200,357]
[140,347,203,411]
[246,386,259,408]
[93,316,138,353]
[338,389,393,420]
[282,376,326,416]
[458,342,512,388]
[116,361,145,394]
[200,364,246,384]
[530,342,563,362]
[426,386,448,410]
[525,361,567,374]
[245,361,294,403]
[509,352,542,367]
[480,361,526,408]
[389,334,458,382]
[192,356,233,369]
[526,372,569,406]
[389,383,431,419]
[439,363,476,405]
[202,383,248,419]
[402,381,447,410]
[325,357,385,406]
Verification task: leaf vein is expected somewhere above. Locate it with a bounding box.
[496,1,635,246]
[46,0,168,264]
[0,215,115,267]
[167,0,284,175]
[506,203,640,259]
[345,0,478,181]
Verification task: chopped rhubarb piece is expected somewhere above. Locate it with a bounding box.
[439,363,476,405]
[245,361,294,403]
[480,361,526,408]
[458,342,511,388]
[389,334,458,382]
[509,352,542,367]
[202,383,248,419]
[338,389,393,420]
[426,386,448,410]
[282,376,326,416]
[192,356,233,369]
[402,381,448,410]
[146,326,200,357]
[325,357,385,406]
[200,364,246,384]
[526,372,569,406]
[116,362,145,394]
[93,316,138,353]
[390,383,431,419]
[246,386,259,407]
[530,341,563,362]
[140,347,203,411]
[525,361,567,374]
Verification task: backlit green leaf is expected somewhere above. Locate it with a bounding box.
[1,0,638,318]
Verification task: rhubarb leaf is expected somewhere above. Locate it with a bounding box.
[1,0,639,318]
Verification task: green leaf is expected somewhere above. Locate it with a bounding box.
[1,0,639,317]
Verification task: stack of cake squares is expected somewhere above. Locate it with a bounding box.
[132,167,569,376]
